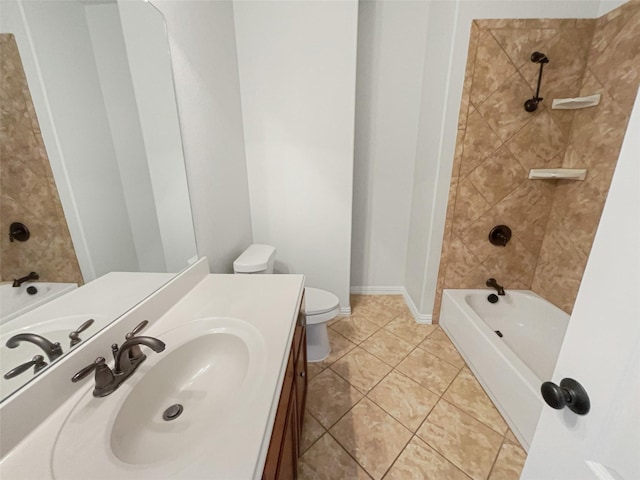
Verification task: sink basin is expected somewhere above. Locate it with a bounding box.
[52,317,266,479]
[111,331,251,464]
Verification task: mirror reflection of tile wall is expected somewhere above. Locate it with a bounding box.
[433,2,640,320]
[0,34,83,285]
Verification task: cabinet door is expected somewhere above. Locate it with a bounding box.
[277,394,298,480]
[294,328,307,443]
[263,350,295,480]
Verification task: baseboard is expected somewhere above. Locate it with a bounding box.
[350,286,405,295]
[350,286,433,324]
[339,306,351,315]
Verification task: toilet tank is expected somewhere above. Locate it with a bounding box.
[233,244,276,274]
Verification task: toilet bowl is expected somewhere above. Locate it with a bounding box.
[233,244,339,362]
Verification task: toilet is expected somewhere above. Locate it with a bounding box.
[233,244,340,362]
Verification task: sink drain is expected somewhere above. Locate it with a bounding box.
[162,404,184,421]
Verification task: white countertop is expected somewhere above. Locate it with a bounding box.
[0,267,304,479]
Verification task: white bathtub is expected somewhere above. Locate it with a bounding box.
[0,282,77,326]
[440,289,569,451]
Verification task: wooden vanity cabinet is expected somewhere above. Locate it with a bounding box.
[262,301,307,480]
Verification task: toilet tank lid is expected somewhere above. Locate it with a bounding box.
[233,244,276,272]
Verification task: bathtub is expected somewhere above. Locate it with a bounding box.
[440,289,569,451]
[0,282,78,326]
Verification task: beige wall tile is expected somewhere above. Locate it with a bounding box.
[0,34,82,285]
[434,8,639,317]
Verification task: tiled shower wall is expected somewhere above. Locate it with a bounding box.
[433,2,639,320]
[0,34,83,285]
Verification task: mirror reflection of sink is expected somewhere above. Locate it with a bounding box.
[53,317,266,478]
[1,314,103,387]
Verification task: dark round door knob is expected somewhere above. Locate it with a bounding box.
[541,378,590,415]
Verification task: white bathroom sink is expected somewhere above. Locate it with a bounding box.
[52,317,267,479]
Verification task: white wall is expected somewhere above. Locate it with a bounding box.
[233,0,358,309]
[154,0,253,274]
[85,2,166,273]
[119,1,197,273]
[351,0,430,291]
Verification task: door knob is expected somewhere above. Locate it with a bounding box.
[541,378,590,415]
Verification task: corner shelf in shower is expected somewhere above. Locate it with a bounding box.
[528,168,587,180]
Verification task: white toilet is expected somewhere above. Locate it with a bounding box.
[233,244,340,362]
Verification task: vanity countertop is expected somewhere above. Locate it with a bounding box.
[0,270,305,479]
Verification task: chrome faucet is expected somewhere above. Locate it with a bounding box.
[72,334,165,397]
[12,271,39,287]
[486,278,505,296]
[6,333,64,362]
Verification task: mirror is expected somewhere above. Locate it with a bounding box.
[0,0,197,401]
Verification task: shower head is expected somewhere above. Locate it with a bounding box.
[530,51,549,64]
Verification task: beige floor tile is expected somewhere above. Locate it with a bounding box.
[353,302,402,327]
[330,398,412,480]
[331,315,380,344]
[371,295,410,312]
[488,442,527,480]
[306,369,363,428]
[417,400,503,480]
[385,313,437,346]
[301,410,326,454]
[351,294,379,309]
[368,370,439,432]
[360,329,415,367]
[504,429,523,449]
[384,436,471,480]
[443,369,508,435]
[331,347,392,394]
[396,348,461,395]
[307,362,326,380]
[314,329,357,368]
[419,328,465,368]
[299,433,371,480]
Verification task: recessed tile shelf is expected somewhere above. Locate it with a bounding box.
[528,168,587,181]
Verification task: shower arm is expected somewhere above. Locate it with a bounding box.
[524,51,549,112]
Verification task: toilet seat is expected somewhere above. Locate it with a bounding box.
[304,287,340,325]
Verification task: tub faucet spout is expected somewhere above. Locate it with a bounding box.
[486,278,505,296]
[12,271,39,287]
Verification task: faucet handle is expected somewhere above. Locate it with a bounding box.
[4,355,47,379]
[126,320,149,340]
[69,318,95,347]
[71,357,107,382]
[125,320,149,362]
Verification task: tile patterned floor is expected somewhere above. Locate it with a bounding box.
[298,295,527,480]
